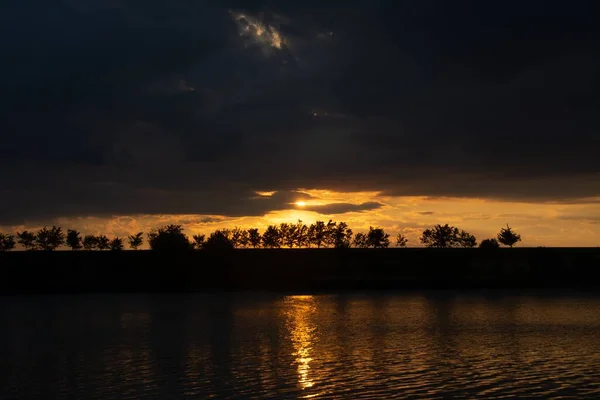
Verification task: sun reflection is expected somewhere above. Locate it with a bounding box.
[284,295,318,392]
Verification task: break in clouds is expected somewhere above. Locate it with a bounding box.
[1,0,599,225]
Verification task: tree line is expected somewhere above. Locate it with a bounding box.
[0,221,522,252]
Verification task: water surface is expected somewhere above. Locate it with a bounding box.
[1,293,599,399]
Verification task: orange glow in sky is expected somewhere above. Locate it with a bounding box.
[3,190,600,248]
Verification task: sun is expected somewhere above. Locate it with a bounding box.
[295,201,307,207]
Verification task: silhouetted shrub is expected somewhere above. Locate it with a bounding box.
[128,232,144,250]
[148,225,192,252]
[66,229,82,250]
[479,238,500,249]
[367,226,390,248]
[353,233,369,248]
[247,228,262,248]
[0,233,16,252]
[192,234,206,250]
[97,235,110,251]
[308,221,328,248]
[294,220,310,247]
[395,233,408,247]
[262,225,281,248]
[231,227,248,248]
[83,235,99,250]
[497,224,521,247]
[16,231,36,250]
[35,226,65,251]
[458,230,477,248]
[203,230,235,252]
[110,237,124,251]
[420,224,477,248]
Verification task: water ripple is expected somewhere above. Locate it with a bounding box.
[1,294,599,399]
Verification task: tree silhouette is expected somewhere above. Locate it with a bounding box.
[0,233,16,252]
[497,224,521,247]
[308,221,327,248]
[367,226,390,248]
[323,220,338,247]
[66,229,82,250]
[278,223,294,248]
[110,237,124,251]
[353,232,369,248]
[458,230,477,248]
[35,226,65,251]
[247,228,262,248]
[330,221,353,248]
[420,224,461,248]
[231,227,247,248]
[203,230,235,251]
[16,231,37,250]
[395,233,408,247]
[128,232,144,250]
[262,225,281,248]
[479,238,500,249]
[0,220,524,253]
[97,235,110,251]
[83,235,99,250]
[148,225,191,252]
[192,234,206,250]
[239,229,250,248]
[294,220,309,248]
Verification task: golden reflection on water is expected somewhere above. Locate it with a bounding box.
[284,295,318,393]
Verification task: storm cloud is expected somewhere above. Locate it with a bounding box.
[1,0,599,225]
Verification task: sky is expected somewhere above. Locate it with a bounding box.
[1,0,599,246]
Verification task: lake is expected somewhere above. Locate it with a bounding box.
[1,293,599,399]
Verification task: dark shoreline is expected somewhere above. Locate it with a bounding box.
[1,248,599,294]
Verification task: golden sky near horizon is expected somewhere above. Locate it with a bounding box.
[3,190,600,248]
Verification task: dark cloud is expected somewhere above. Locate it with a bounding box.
[303,202,383,215]
[2,0,599,224]
[418,211,435,216]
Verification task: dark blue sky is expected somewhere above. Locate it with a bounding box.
[1,0,599,225]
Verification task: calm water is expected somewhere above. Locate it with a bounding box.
[1,293,600,399]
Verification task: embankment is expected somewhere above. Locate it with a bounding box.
[1,248,599,294]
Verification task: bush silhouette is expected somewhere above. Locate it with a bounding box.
[83,235,98,250]
[327,221,353,248]
[203,230,235,251]
[497,224,521,247]
[192,234,206,250]
[353,232,369,248]
[128,232,144,250]
[479,238,500,249]
[458,230,477,248]
[230,227,248,248]
[66,229,82,250]
[0,233,16,252]
[97,235,110,251]
[36,226,65,251]
[367,226,390,248]
[148,225,191,252]
[294,220,310,247]
[110,237,124,251]
[247,228,262,248]
[395,233,408,248]
[420,224,476,248]
[16,231,37,250]
[262,225,281,248]
[0,219,530,252]
[308,221,327,248]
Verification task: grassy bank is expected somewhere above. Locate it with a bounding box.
[1,248,599,294]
